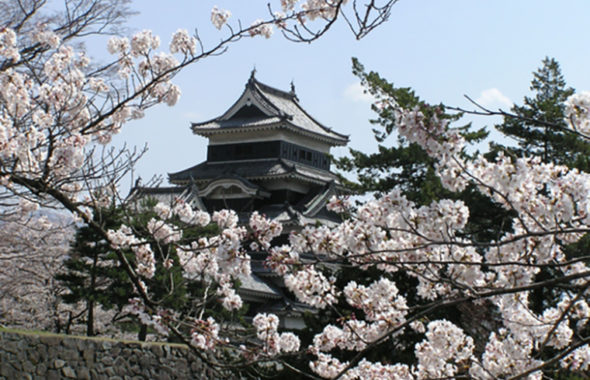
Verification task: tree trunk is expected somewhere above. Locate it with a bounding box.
[87,299,94,336]
[138,323,147,341]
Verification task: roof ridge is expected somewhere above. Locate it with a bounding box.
[251,76,348,142]
[249,82,285,117]
[250,76,297,100]
[191,73,348,145]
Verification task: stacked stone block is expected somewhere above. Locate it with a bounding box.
[0,329,228,379]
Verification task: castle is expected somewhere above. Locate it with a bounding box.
[131,72,348,328]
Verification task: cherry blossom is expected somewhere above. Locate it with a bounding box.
[31,23,61,48]
[130,30,160,57]
[281,0,300,12]
[301,0,343,21]
[3,1,590,378]
[249,20,274,39]
[170,29,197,56]
[564,91,590,140]
[250,211,283,249]
[211,6,231,30]
[0,28,19,61]
[284,267,338,309]
[253,313,301,355]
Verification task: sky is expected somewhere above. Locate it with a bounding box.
[104,0,590,192]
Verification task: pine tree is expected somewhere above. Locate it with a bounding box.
[307,60,514,368]
[336,58,512,242]
[57,199,236,340]
[493,58,590,321]
[57,207,133,336]
[494,57,590,171]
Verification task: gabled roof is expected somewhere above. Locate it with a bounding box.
[127,184,206,211]
[261,203,341,228]
[237,273,282,300]
[301,181,339,217]
[168,158,341,187]
[191,72,349,146]
[198,175,270,199]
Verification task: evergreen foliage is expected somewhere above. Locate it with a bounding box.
[336,58,512,242]
[56,207,132,336]
[493,59,590,342]
[330,57,589,378]
[493,57,590,171]
[57,198,236,339]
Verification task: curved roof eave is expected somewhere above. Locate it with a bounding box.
[190,75,349,146]
[173,172,340,188]
[251,78,349,144]
[191,121,348,146]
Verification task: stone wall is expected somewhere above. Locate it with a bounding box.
[0,328,229,379]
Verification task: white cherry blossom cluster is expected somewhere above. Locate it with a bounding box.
[211,7,232,30]
[147,218,182,244]
[169,29,197,56]
[217,282,243,311]
[249,20,274,39]
[266,244,300,275]
[565,91,590,136]
[107,225,156,279]
[106,30,183,107]
[171,208,251,311]
[309,353,349,379]
[0,45,91,184]
[107,36,129,55]
[561,344,590,372]
[414,320,474,379]
[309,320,473,379]
[176,238,249,312]
[284,267,338,308]
[252,313,301,355]
[281,0,300,11]
[249,211,283,249]
[301,0,343,21]
[343,278,408,324]
[31,23,61,49]
[312,320,390,353]
[191,317,223,351]
[469,328,543,379]
[154,199,211,227]
[326,195,352,213]
[130,30,160,57]
[0,25,197,217]
[125,298,171,337]
[153,202,172,219]
[286,190,486,302]
[268,94,590,377]
[212,209,239,229]
[0,28,19,61]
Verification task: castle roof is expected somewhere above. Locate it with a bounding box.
[168,158,341,186]
[191,72,349,146]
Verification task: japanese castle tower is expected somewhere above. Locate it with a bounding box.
[166,71,348,227]
[132,72,348,327]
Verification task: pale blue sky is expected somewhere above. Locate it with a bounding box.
[107,1,590,191]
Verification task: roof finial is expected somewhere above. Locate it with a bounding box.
[247,67,257,87]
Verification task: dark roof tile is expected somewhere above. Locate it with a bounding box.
[191,76,348,146]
